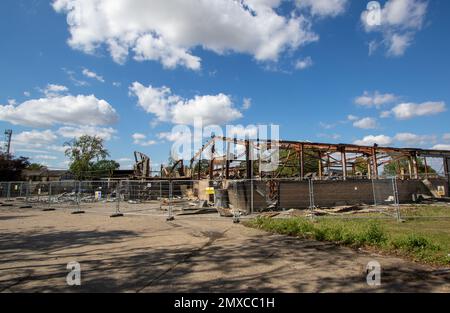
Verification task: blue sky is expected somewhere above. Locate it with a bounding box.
[1,0,449,170]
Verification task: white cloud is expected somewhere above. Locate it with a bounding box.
[387,33,413,56]
[432,144,450,151]
[10,130,65,156]
[361,0,428,56]
[62,68,89,87]
[242,98,252,110]
[347,115,359,121]
[354,135,393,146]
[391,101,446,120]
[394,133,436,146]
[380,111,392,118]
[226,125,258,139]
[443,134,450,141]
[133,34,202,70]
[132,133,146,141]
[13,130,58,146]
[355,91,398,108]
[0,94,118,127]
[23,91,31,97]
[158,131,188,142]
[57,126,117,141]
[132,133,156,146]
[319,122,336,130]
[295,56,313,70]
[82,68,105,82]
[52,0,320,69]
[42,84,69,97]
[112,82,121,87]
[130,82,242,125]
[117,157,133,169]
[34,155,58,160]
[353,117,377,129]
[297,0,348,17]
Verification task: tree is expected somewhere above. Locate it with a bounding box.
[0,153,30,181]
[64,135,110,179]
[27,163,46,171]
[383,158,436,177]
[354,157,369,175]
[261,148,319,177]
[91,160,120,178]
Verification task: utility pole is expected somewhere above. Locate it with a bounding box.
[4,129,12,159]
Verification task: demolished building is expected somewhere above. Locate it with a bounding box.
[180,136,450,213]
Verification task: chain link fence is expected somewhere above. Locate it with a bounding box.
[1,176,449,221]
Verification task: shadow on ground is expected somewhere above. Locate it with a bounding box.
[0,222,448,293]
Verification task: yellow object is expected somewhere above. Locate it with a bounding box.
[205,187,215,195]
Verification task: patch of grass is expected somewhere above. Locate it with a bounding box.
[245,208,450,266]
[391,234,439,251]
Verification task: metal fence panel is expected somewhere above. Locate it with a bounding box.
[1,176,449,221]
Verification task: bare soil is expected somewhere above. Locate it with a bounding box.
[0,204,449,292]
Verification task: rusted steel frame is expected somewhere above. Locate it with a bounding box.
[245,140,252,179]
[345,152,369,162]
[367,156,372,179]
[190,138,216,163]
[216,136,450,157]
[193,137,450,180]
[214,136,450,157]
[378,153,409,166]
[371,146,379,179]
[225,141,231,179]
[318,151,323,179]
[274,149,292,179]
[444,157,449,177]
[412,153,419,179]
[298,144,304,179]
[341,147,347,180]
[407,158,413,179]
[423,157,429,178]
[209,140,216,180]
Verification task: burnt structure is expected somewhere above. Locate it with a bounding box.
[186,136,450,212]
[189,136,450,182]
[133,151,151,178]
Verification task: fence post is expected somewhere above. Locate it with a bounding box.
[371,177,378,206]
[111,180,123,217]
[25,181,30,205]
[308,178,315,219]
[43,182,55,211]
[7,182,11,201]
[72,181,85,214]
[392,177,401,222]
[250,178,254,215]
[167,180,174,221]
[48,182,52,210]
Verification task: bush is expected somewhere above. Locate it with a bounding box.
[246,216,448,266]
[392,234,440,252]
[362,223,387,245]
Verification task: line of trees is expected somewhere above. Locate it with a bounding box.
[0,135,120,181]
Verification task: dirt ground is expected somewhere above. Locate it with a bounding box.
[0,204,449,293]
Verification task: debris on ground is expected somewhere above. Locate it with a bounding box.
[255,204,394,218]
[177,208,218,215]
